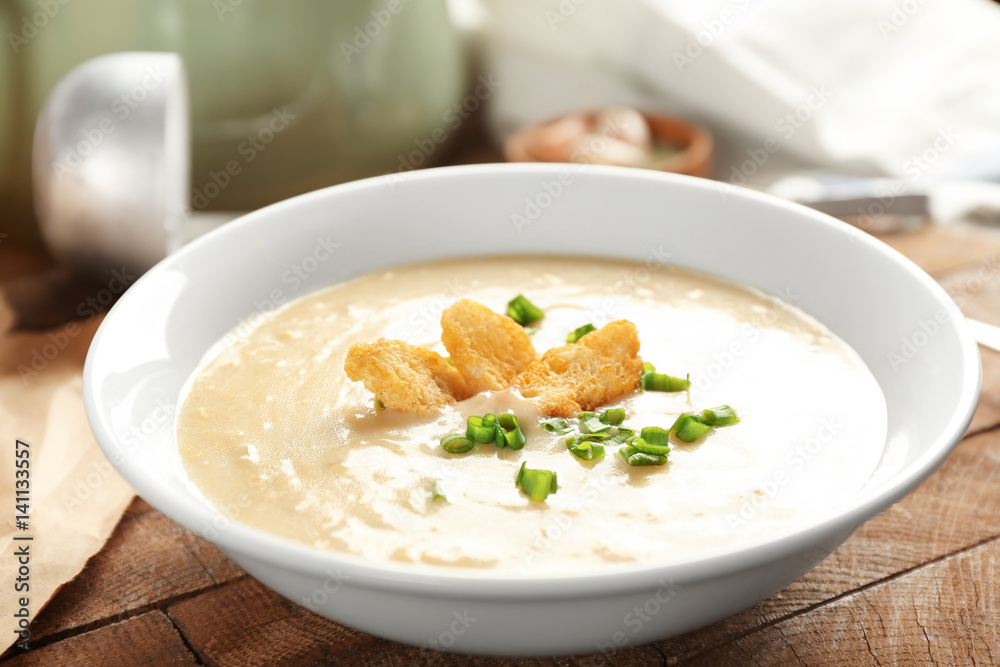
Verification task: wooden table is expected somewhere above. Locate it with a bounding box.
[4,217,1000,667]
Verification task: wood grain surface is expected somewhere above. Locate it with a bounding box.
[3,220,1000,666]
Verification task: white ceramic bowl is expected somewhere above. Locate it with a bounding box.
[83,164,980,657]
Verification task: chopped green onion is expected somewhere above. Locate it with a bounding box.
[630,436,670,457]
[575,431,613,441]
[566,436,606,461]
[445,356,454,366]
[441,434,474,454]
[599,408,626,426]
[639,426,670,447]
[580,413,611,434]
[507,294,544,325]
[431,480,448,501]
[567,323,597,343]
[373,397,385,413]
[540,417,571,434]
[671,413,712,443]
[642,371,691,392]
[494,413,526,450]
[516,462,558,501]
[619,445,668,467]
[466,415,498,444]
[701,405,740,427]
[606,427,635,445]
[642,361,656,374]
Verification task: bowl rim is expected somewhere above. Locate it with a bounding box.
[83,163,982,598]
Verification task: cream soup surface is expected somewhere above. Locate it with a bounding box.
[177,256,887,571]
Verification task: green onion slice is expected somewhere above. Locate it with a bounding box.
[606,427,635,445]
[670,413,712,443]
[701,405,740,427]
[630,436,670,457]
[540,417,571,434]
[580,413,611,434]
[373,396,385,413]
[642,361,656,374]
[566,437,606,461]
[466,415,498,444]
[599,408,625,426]
[431,480,448,501]
[575,431,613,441]
[441,434,475,454]
[566,323,597,343]
[507,294,544,325]
[642,371,691,392]
[639,426,670,447]
[494,413,526,450]
[619,445,668,467]
[516,462,558,501]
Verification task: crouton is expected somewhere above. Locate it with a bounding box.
[515,320,643,417]
[441,299,537,394]
[344,339,469,415]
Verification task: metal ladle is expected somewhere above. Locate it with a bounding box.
[33,51,234,282]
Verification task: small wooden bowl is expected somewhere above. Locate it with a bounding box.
[504,110,713,178]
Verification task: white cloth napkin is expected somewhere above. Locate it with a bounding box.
[475,0,1000,185]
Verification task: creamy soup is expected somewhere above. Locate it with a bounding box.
[177,256,887,571]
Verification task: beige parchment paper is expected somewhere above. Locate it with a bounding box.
[0,295,135,654]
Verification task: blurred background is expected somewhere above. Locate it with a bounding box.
[2,0,1000,275]
[3,2,1000,662]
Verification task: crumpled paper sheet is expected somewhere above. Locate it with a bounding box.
[0,295,134,655]
[477,0,1000,183]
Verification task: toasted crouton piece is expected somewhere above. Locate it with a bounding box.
[441,299,537,394]
[515,320,643,417]
[344,340,469,415]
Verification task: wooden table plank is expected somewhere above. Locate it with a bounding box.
[168,577,667,667]
[2,612,197,667]
[168,577,376,667]
[876,224,1000,279]
[27,497,244,643]
[679,536,1000,666]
